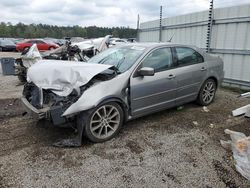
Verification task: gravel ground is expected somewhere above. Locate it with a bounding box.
[0,52,250,187]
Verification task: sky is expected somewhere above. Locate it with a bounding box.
[0,0,249,28]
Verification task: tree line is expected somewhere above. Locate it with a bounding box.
[0,22,137,39]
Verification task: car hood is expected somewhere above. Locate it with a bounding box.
[27,60,113,96]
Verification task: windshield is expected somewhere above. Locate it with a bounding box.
[0,39,15,45]
[88,46,145,73]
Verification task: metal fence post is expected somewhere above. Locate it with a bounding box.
[206,0,214,52]
[159,6,162,42]
[136,14,140,42]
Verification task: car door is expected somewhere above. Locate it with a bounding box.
[172,47,207,105]
[130,47,177,117]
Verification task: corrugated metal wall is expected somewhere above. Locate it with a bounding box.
[139,4,250,89]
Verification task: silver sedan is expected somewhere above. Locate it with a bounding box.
[21,43,224,144]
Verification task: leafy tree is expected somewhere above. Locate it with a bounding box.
[0,22,137,39]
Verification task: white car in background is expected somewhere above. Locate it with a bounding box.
[109,38,127,46]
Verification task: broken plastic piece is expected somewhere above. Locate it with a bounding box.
[203,106,210,112]
[238,92,250,98]
[221,129,250,180]
[232,105,250,117]
[233,92,250,118]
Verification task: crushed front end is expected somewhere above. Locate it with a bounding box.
[21,82,81,126]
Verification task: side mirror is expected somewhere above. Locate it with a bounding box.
[138,67,155,76]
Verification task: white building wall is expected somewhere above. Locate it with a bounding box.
[139,4,250,88]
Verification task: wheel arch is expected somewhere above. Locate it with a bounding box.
[206,76,218,88]
[196,76,218,106]
[97,97,129,122]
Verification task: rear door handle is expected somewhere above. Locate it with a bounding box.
[201,67,207,71]
[168,74,176,79]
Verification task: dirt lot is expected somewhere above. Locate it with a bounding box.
[1,52,250,187]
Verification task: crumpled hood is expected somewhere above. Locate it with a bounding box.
[27,60,112,96]
[21,44,42,68]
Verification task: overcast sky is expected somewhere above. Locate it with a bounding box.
[0,0,249,28]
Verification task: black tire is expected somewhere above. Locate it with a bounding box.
[197,78,217,106]
[22,47,30,54]
[83,102,124,143]
[18,74,26,83]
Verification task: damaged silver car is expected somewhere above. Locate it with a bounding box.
[21,43,224,146]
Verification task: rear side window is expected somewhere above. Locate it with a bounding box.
[175,47,204,66]
[142,47,172,72]
[27,40,35,44]
[36,40,45,44]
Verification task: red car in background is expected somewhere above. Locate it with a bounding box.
[16,39,59,52]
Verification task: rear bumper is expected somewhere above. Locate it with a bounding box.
[21,96,49,119]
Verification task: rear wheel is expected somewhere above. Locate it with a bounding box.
[84,102,124,142]
[197,79,217,106]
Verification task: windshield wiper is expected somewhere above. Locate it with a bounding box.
[98,56,110,64]
[112,66,121,74]
[116,57,125,70]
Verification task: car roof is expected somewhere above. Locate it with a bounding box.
[121,42,174,49]
[121,42,203,52]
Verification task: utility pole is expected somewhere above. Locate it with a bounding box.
[206,0,214,52]
[159,5,162,42]
[136,14,140,42]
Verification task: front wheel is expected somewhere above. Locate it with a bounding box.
[84,102,124,143]
[197,79,217,106]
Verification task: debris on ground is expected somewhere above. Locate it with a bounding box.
[221,129,250,180]
[177,106,184,111]
[202,106,210,112]
[193,121,199,126]
[233,92,250,118]
[209,123,214,128]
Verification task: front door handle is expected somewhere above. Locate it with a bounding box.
[168,74,176,79]
[201,67,207,71]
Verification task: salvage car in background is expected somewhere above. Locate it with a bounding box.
[109,38,127,46]
[21,43,224,145]
[16,39,59,52]
[0,39,16,51]
[14,35,112,83]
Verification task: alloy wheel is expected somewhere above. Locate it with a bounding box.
[202,81,215,104]
[90,105,121,139]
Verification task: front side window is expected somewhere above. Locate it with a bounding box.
[175,47,204,66]
[142,47,172,72]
